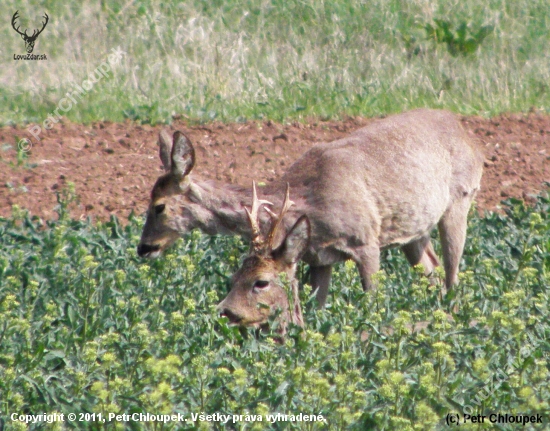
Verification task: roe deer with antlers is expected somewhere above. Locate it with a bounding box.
[217,183,309,330]
[137,109,483,306]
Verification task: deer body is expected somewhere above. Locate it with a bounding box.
[138,109,483,306]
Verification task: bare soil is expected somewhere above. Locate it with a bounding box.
[1,113,549,222]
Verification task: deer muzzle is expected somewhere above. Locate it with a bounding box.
[137,243,161,258]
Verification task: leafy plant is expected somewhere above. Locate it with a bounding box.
[424,19,494,57]
[0,191,549,430]
[122,102,167,125]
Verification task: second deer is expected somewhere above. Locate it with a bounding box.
[217,183,309,331]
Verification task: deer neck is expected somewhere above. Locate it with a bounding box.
[188,180,253,237]
[278,265,304,329]
[289,274,304,328]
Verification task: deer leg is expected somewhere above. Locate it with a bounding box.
[354,245,380,292]
[438,199,471,294]
[401,235,441,275]
[310,265,333,308]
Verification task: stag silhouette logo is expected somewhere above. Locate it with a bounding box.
[12,11,49,54]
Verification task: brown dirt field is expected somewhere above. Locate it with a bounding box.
[1,112,549,222]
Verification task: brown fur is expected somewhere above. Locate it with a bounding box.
[138,109,484,306]
[218,213,310,331]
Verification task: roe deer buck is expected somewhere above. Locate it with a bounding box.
[217,183,309,330]
[137,109,484,306]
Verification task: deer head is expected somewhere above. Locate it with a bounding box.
[12,11,49,54]
[137,130,196,258]
[218,183,310,331]
[139,130,267,259]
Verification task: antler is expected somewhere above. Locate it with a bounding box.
[11,11,26,37]
[244,181,272,253]
[32,13,49,38]
[265,183,294,249]
[11,11,48,38]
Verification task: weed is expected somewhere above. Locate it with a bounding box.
[424,19,494,57]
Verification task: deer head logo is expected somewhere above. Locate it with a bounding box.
[12,11,49,54]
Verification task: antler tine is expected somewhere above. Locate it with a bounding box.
[31,13,49,38]
[11,11,26,36]
[265,183,295,249]
[244,181,273,253]
[37,13,49,35]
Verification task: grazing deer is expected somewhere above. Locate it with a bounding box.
[217,183,309,330]
[138,109,483,306]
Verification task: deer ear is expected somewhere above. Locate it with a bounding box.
[170,131,195,180]
[274,215,310,265]
[158,129,172,171]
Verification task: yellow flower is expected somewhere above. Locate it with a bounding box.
[473,358,488,374]
[91,381,110,402]
[432,341,452,361]
[529,213,543,230]
[522,267,538,280]
[433,310,447,322]
[371,270,387,285]
[217,367,231,377]
[502,290,525,308]
[379,383,395,399]
[206,290,219,303]
[82,255,99,270]
[101,352,117,368]
[518,386,533,398]
[28,280,39,295]
[376,359,392,372]
[183,298,196,312]
[1,294,19,311]
[139,263,151,275]
[146,355,182,377]
[233,368,248,386]
[171,311,185,328]
[114,269,126,283]
[389,371,405,386]
[414,401,438,427]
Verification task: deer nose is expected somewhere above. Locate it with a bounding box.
[219,308,243,324]
[137,243,160,257]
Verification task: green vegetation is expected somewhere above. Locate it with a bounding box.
[3,0,550,125]
[424,20,494,57]
[1,189,549,430]
[2,1,550,428]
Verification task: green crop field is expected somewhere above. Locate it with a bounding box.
[0,190,549,430]
[2,0,550,126]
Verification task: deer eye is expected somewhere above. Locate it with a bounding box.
[253,280,269,290]
[154,204,166,215]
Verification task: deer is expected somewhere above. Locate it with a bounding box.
[217,183,309,331]
[216,188,459,335]
[137,109,484,307]
[11,11,49,54]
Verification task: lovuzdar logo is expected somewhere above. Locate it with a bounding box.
[12,10,48,60]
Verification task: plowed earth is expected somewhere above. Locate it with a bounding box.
[1,113,549,222]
